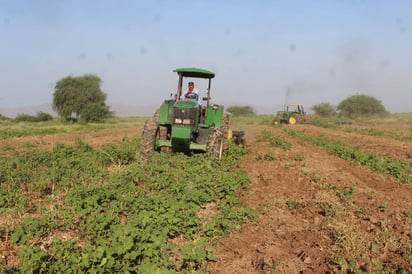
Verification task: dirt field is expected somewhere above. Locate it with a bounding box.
[1,123,411,273]
[207,124,412,273]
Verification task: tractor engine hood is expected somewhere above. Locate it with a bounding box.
[174,99,199,108]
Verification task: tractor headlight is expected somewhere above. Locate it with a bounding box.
[174,118,182,124]
[182,119,192,125]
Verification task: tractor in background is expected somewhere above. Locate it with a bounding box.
[141,67,245,162]
[273,104,306,125]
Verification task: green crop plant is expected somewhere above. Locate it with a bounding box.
[256,152,276,161]
[98,138,140,166]
[269,136,291,150]
[335,186,355,202]
[293,154,305,161]
[11,215,58,245]
[320,203,339,217]
[3,136,254,273]
[257,130,273,142]
[286,199,301,210]
[257,130,292,150]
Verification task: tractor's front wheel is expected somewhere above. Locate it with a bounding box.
[156,125,169,152]
[140,109,159,162]
[207,127,223,161]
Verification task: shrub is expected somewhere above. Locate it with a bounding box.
[311,102,337,116]
[13,112,54,123]
[337,94,387,118]
[227,105,255,116]
[36,112,53,121]
[14,114,38,122]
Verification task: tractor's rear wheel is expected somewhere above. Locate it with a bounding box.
[222,113,230,150]
[207,127,223,161]
[288,116,297,124]
[140,109,159,162]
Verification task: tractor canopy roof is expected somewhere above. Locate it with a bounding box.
[173,67,215,79]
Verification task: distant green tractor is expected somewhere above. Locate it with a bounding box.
[273,104,306,125]
[141,67,244,162]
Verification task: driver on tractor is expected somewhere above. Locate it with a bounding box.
[181,81,201,105]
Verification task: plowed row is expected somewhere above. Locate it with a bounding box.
[208,124,412,273]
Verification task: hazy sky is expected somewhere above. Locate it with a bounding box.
[0,0,411,113]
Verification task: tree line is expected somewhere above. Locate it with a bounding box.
[226,94,387,118]
[0,73,389,122]
[311,95,387,118]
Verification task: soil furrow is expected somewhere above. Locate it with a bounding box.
[208,125,412,273]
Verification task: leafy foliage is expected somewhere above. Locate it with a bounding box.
[35,111,54,122]
[79,102,113,123]
[14,112,54,122]
[311,102,337,116]
[256,152,276,161]
[257,130,291,150]
[14,113,38,122]
[227,105,256,116]
[52,74,112,122]
[337,94,387,118]
[2,138,253,273]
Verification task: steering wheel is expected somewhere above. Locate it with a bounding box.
[187,93,198,100]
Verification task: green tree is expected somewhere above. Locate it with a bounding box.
[337,94,387,118]
[52,74,112,122]
[311,102,337,116]
[227,105,256,116]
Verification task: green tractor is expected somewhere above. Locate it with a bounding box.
[141,67,243,162]
[273,104,306,125]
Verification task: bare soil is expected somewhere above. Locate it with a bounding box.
[207,124,412,273]
[0,127,140,150]
[1,123,411,273]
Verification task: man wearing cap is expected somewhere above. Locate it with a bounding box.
[181,81,201,105]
